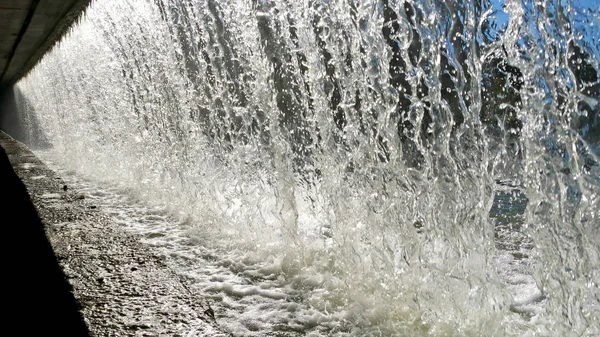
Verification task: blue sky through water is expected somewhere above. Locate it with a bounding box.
[486,0,599,60]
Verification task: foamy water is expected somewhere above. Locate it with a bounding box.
[13,0,600,335]
[35,151,546,336]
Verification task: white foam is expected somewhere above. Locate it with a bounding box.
[38,193,62,199]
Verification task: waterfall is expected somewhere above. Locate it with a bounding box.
[14,0,599,336]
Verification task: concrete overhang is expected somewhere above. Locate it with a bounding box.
[0,0,90,91]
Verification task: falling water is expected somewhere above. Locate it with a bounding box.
[12,0,599,336]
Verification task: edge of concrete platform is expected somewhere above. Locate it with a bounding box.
[0,131,230,336]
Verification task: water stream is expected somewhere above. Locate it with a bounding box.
[12,0,599,336]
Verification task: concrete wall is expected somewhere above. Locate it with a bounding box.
[0,85,49,147]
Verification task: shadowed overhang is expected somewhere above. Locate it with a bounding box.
[0,0,90,91]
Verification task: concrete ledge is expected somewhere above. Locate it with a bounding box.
[1,135,88,335]
[1,131,229,336]
[1,0,93,89]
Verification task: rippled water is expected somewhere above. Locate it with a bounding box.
[12,0,600,336]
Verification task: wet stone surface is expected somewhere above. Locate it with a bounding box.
[1,132,229,336]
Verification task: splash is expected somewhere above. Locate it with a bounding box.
[14,0,599,335]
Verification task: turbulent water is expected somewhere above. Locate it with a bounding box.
[10,0,599,336]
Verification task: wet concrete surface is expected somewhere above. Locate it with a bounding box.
[1,131,230,336]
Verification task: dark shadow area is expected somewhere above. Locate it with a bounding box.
[0,143,89,335]
[0,85,51,148]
